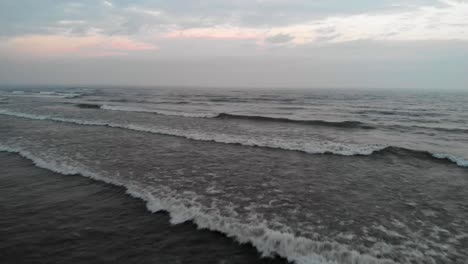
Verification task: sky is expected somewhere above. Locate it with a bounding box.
[0,0,467,89]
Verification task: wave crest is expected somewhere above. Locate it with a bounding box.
[432,153,468,167]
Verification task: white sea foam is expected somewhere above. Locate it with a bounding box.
[0,144,397,264]
[43,92,82,98]
[0,109,385,156]
[39,91,82,98]
[432,153,468,167]
[0,144,119,187]
[100,105,217,118]
[5,91,81,99]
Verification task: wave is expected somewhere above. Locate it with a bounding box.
[432,153,468,167]
[76,103,101,109]
[408,125,468,134]
[0,144,398,264]
[81,103,468,134]
[1,109,466,168]
[375,147,468,168]
[157,100,192,105]
[39,91,82,98]
[89,104,376,129]
[1,109,468,168]
[208,98,249,103]
[0,109,383,156]
[355,109,444,118]
[86,98,193,105]
[100,105,218,118]
[5,91,82,99]
[383,123,468,135]
[214,113,376,129]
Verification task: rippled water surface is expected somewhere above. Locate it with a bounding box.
[0,86,467,264]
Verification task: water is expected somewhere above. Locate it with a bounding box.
[0,152,285,264]
[0,86,467,264]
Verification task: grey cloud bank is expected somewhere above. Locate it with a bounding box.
[0,0,467,89]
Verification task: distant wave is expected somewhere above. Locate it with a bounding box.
[409,125,468,134]
[214,113,376,129]
[81,104,376,129]
[0,109,383,156]
[86,99,192,105]
[0,144,400,264]
[208,98,249,103]
[96,104,468,133]
[4,91,83,99]
[387,123,468,134]
[39,91,82,98]
[76,103,101,109]
[355,109,444,117]
[1,109,467,168]
[100,105,218,118]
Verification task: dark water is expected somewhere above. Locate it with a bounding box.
[0,87,467,264]
[0,152,286,264]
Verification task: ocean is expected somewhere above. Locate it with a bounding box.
[0,86,467,264]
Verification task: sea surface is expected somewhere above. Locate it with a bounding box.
[0,86,467,264]
[0,152,285,264]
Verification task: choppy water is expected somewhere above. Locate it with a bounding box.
[0,86,467,264]
[0,152,286,264]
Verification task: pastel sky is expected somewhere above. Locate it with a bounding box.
[0,0,467,89]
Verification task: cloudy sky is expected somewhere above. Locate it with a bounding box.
[0,0,467,89]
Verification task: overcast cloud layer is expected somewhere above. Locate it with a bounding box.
[0,0,467,89]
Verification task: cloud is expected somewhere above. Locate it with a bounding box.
[4,34,158,57]
[164,26,263,40]
[125,7,162,17]
[103,1,113,8]
[266,0,468,44]
[0,0,467,56]
[108,37,158,51]
[58,20,86,25]
[156,0,468,46]
[265,33,294,44]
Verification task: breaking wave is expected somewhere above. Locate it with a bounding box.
[0,109,466,167]
[376,147,468,167]
[0,144,399,264]
[432,153,468,167]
